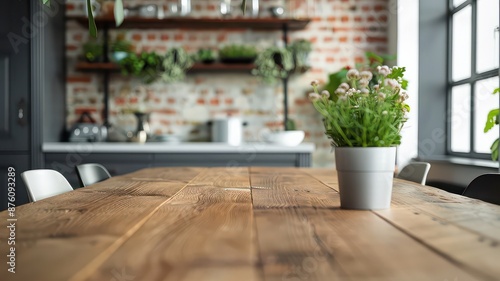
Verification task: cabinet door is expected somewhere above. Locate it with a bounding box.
[0,154,30,211]
[0,0,30,151]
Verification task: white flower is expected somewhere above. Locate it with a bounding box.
[311,80,319,87]
[399,90,409,102]
[346,69,360,80]
[377,92,386,99]
[384,78,400,89]
[335,88,346,95]
[382,110,388,115]
[308,92,321,101]
[360,88,370,95]
[359,79,369,88]
[346,88,356,96]
[373,84,380,91]
[339,82,350,90]
[360,71,373,80]
[338,95,348,102]
[321,90,330,99]
[377,65,391,77]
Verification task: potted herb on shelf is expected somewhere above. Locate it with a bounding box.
[252,46,294,84]
[82,40,103,63]
[161,47,194,83]
[288,39,313,73]
[196,48,217,64]
[219,44,258,64]
[109,34,133,62]
[118,51,163,84]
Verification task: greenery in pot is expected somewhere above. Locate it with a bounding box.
[196,48,217,64]
[484,87,500,161]
[161,47,194,83]
[288,39,313,73]
[252,47,294,84]
[219,44,258,63]
[82,40,103,62]
[309,65,410,147]
[109,34,133,62]
[118,51,163,84]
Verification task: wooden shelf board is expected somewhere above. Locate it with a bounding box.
[67,16,311,30]
[75,62,255,73]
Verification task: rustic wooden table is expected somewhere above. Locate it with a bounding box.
[1,167,499,281]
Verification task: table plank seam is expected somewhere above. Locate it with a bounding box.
[67,169,205,281]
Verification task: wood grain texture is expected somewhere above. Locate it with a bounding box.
[1,167,500,281]
[83,167,257,281]
[0,167,202,281]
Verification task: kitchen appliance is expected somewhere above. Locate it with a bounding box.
[210,117,246,146]
[69,112,107,142]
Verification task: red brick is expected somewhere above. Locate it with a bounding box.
[326,57,335,63]
[155,109,177,115]
[353,36,362,43]
[324,36,333,43]
[367,36,387,43]
[210,98,219,106]
[67,76,91,83]
[338,36,348,43]
[374,4,385,12]
[327,16,336,22]
[160,34,169,41]
[354,16,362,22]
[73,34,83,42]
[129,97,138,104]
[174,34,184,41]
[114,97,126,105]
[66,4,75,11]
[355,56,365,63]
[66,45,78,51]
[367,16,376,22]
[361,5,371,12]
[167,98,175,104]
[132,34,142,41]
[379,15,388,22]
[341,16,349,22]
[160,120,171,126]
[217,34,227,42]
[225,98,233,105]
[197,98,205,105]
[207,4,216,11]
[295,98,310,105]
[215,89,224,95]
[147,34,156,41]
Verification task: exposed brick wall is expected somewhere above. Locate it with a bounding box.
[65,0,390,167]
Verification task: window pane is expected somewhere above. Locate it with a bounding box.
[474,77,499,153]
[451,84,471,152]
[452,6,472,81]
[476,0,499,73]
[453,0,467,7]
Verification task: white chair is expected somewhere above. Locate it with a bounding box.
[21,169,74,202]
[76,163,112,187]
[396,162,431,185]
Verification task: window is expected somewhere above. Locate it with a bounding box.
[448,0,499,159]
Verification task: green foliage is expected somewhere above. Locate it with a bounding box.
[118,48,193,84]
[110,38,133,53]
[252,47,294,84]
[219,44,258,60]
[285,119,297,131]
[82,40,103,62]
[196,49,217,62]
[309,66,409,147]
[484,87,500,161]
[288,39,313,73]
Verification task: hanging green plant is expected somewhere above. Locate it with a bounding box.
[252,47,294,84]
[161,47,194,83]
[288,39,313,73]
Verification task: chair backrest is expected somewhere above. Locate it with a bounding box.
[462,173,500,205]
[21,169,74,202]
[76,163,112,187]
[396,162,431,185]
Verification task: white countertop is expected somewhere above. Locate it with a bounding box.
[42,142,316,153]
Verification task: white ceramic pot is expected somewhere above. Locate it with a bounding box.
[335,147,396,210]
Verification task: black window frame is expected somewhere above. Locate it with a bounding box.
[447,0,500,159]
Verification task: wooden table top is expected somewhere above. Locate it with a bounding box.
[1,167,500,281]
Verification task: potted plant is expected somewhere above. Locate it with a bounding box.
[252,46,294,84]
[219,44,258,64]
[161,47,193,83]
[484,87,500,161]
[118,51,163,84]
[109,34,133,62]
[309,65,409,210]
[196,48,217,64]
[82,40,103,62]
[288,39,313,73]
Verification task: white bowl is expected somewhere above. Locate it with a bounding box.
[263,130,305,146]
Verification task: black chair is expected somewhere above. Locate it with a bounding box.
[462,173,500,205]
[76,163,112,187]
